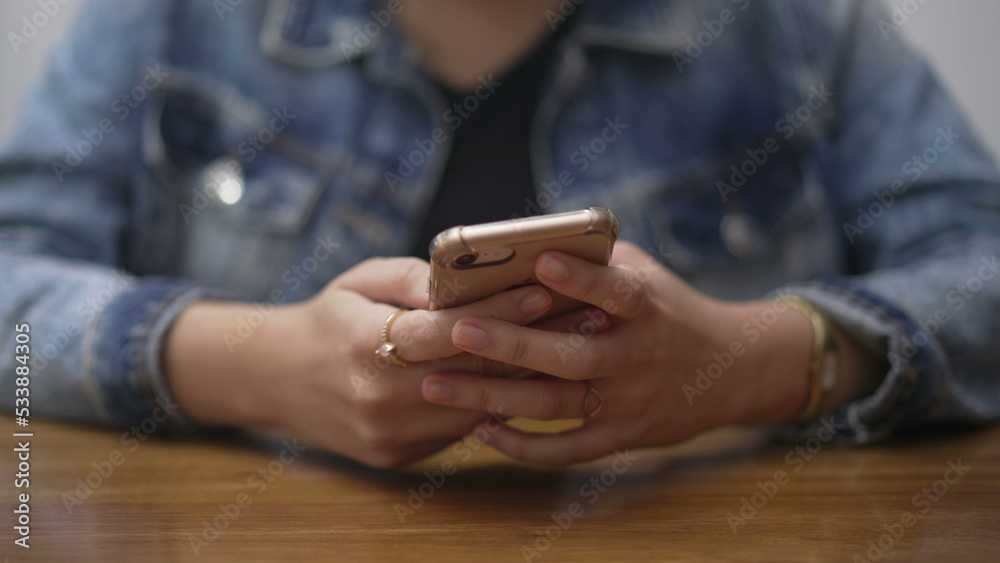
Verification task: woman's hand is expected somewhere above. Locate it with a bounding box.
[163,257,556,469]
[419,242,830,465]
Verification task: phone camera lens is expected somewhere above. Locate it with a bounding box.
[455,254,477,266]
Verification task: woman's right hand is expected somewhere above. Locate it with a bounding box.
[163,257,556,468]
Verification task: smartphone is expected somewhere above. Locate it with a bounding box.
[427,207,620,318]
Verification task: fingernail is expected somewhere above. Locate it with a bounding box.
[424,379,456,402]
[453,323,488,350]
[539,255,569,282]
[520,290,550,314]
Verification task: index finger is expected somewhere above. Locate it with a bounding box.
[390,285,553,363]
[534,249,650,320]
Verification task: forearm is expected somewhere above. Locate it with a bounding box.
[789,240,1000,435]
[797,0,1000,440]
[0,253,222,430]
[0,254,127,424]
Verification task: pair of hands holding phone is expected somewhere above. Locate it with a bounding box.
[166,242,828,469]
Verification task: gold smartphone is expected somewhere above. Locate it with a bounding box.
[427,207,620,317]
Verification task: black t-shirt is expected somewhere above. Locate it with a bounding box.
[409,18,577,259]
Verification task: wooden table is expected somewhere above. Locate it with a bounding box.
[3,415,999,562]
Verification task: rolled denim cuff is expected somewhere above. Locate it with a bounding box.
[88,278,234,433]
[769,278,948,445]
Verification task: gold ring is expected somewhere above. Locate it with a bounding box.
[583,381,604,418]
[375,309,410,367]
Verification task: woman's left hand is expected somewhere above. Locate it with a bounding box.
[419,241,817,464]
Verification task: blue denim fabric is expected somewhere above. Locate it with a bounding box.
[1,0,998,441]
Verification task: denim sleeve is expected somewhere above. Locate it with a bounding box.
[776,0,1000,443]
[0,0,213,431]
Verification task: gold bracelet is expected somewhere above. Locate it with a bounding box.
[782,297,839,422]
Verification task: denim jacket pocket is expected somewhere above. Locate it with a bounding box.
[141,72,332,297]
[623,149,840,299]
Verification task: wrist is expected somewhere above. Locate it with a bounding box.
[720,297,884,427]
[162,301,282,428]
[717,298,813,426]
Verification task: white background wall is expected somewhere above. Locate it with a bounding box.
[1,0,83,141]
[1,0,999,159]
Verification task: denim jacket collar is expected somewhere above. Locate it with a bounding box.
[258,0,689,72]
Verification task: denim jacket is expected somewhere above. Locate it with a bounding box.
[1,0,998,443]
